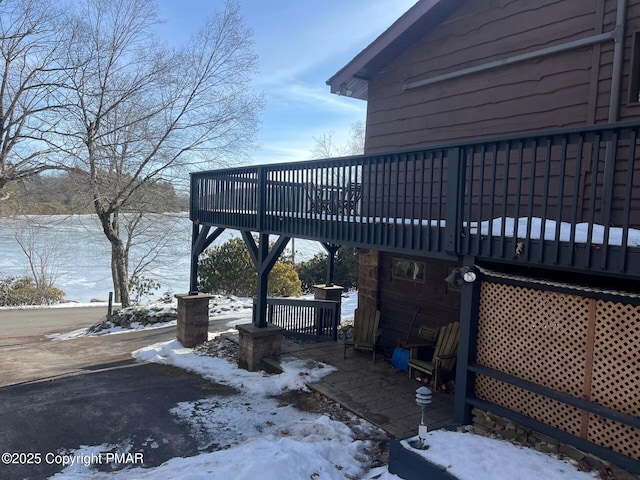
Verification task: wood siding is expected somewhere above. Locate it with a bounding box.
[362,0,640,148]
[365,0,601,151]
[360,0,640,227]
[376,255,461,354]
[355,0,640,346]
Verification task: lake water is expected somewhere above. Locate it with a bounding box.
[0,214,325,303]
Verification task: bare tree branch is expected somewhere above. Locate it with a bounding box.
[311,121,365,159]
[0,0,70,189]
[54,0,262,305]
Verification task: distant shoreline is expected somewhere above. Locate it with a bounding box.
[0,302,113,311]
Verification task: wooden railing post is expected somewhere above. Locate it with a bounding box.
[189,173,199,222]
[257,166,267,231]
[445,147,464,256]
[600,132,618,229]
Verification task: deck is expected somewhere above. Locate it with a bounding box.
[190,120,640,280]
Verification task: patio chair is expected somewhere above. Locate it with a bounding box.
[305,183,338,214]
[343,305,382,363]
[408,321,459,388]
[339,182,362,216]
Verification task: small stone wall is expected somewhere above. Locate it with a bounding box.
[236,323,284,372]
[472,409,637,480]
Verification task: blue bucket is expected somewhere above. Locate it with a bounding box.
[391,347,409,372]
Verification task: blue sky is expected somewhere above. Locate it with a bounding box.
[156,0,418,164]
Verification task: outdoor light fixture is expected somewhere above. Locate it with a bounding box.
[338,82,353,96]
[445,266,477,287]
[416,386,432,447]
[461,266,477,283]
[444,269,461,287]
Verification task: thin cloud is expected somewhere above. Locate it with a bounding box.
[272,82,366,114]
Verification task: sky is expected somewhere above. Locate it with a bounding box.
[155,0,419,165]
[44,294,598,480]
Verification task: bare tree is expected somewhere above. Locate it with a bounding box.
[0,0,68,197]
[12,218,62,292]
[311,121,365,159]
[55,0,262,306]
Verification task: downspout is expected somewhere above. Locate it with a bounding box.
[608,0,628,124]
[602,0,627,226]
[403,31,616,91]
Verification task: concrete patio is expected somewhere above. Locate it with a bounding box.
[281,339,456,439]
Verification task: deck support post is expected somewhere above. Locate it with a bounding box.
[454,256,481,425]
[321,243,340,286]
[241,231,291,328]
[189,225,225,294]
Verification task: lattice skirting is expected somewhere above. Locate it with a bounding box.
[475,281,640,460]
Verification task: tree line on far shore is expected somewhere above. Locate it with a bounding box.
[0,173,188,216]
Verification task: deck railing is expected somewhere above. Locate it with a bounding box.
[258,297,340,342]
[191,120,640,278]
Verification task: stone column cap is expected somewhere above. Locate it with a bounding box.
[312,284,345,291]
[236,323,285,338]
[175,292,213,300]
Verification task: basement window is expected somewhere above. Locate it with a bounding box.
[629,31,640,104]
[392,258,425,283]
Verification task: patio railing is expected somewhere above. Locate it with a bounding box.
[256,297,340,342]
[191,120,640,278]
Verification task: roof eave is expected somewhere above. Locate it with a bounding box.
[326,0,444,101]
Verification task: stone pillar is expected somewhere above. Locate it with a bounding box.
[313,284,344,327]
[357,248,380,313]
[236,323,285,371]
[313,284,344,302]
[175,293,211,348]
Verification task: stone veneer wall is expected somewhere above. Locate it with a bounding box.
[472,409,637,480]
[357,248,380,313]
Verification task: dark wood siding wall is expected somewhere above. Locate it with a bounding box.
[360,0,640,227]
[365,0,640,150]
[358,0,640,347]
[365,0,620,152]
[376,255,461,354]
[604,0,640,225]
[608,0,640,121]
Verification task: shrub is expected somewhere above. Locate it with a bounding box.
[198,237,255,296]
[268,262,302,297]
[129,275,161,304]
[333,246,359,290]
[0,275,65,306]
[295,252,326,292]
[198,237,302,297]
[295,246,359,292]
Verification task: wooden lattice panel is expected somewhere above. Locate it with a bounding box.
[591,300,640,417]
[475,374,583,436]
[587,414,640,460]
[477,282,589,397]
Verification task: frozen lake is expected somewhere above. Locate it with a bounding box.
[0,214,325,303]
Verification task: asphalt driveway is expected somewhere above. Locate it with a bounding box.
[0,360,239,480]
[0,306,247,480]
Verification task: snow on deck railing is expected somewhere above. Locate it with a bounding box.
[469,217,640,247]
[196,205,640,248]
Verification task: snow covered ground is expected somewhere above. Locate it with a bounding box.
[38,292,602,480]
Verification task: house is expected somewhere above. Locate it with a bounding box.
[188,0,640,475]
